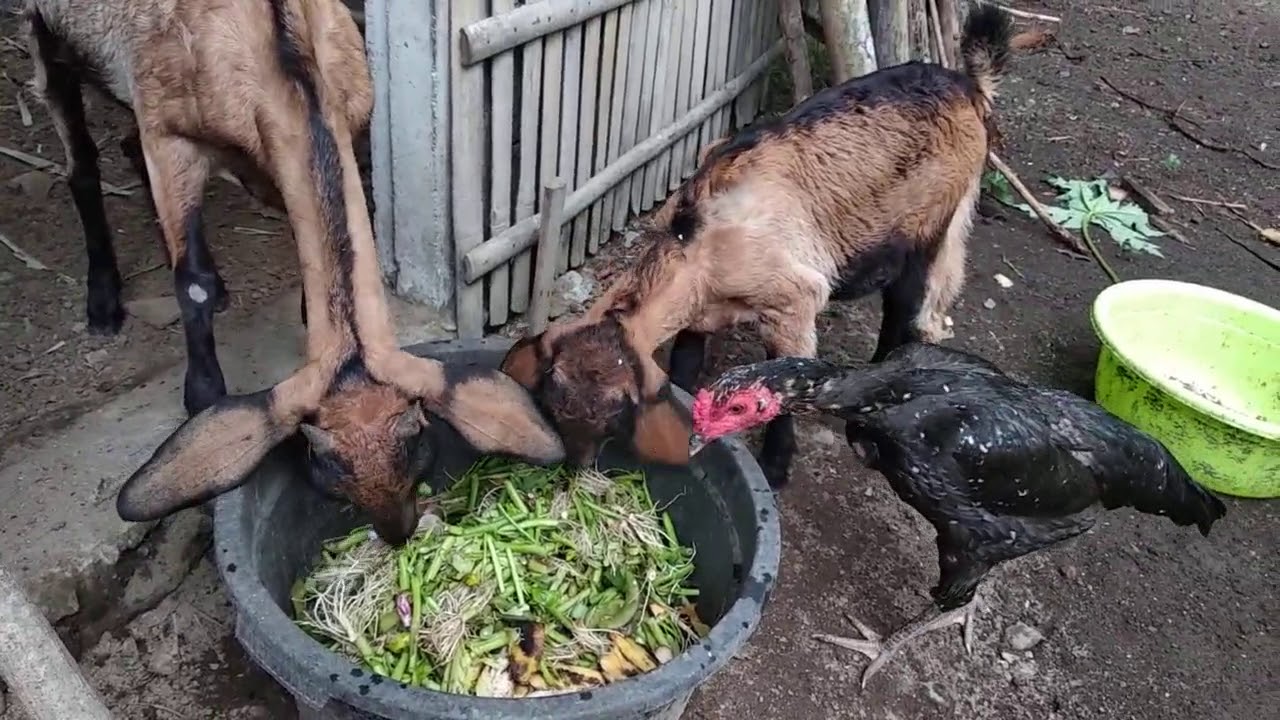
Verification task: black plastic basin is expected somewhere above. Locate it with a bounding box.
[214,338,781,720]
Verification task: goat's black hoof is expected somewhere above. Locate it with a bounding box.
[86,270,125,335]
[183,371,227,417]
[212,274,231,314]
[761,456,791,490]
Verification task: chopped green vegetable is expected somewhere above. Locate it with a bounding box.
[293,459,708,697]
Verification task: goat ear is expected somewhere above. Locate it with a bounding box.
[500,335,544,390]
[632,393,692,466]
[116,389,301,521]
[386,352,566,465]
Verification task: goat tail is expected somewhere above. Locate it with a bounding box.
[960,3,1014,106]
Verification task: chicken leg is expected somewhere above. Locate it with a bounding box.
[813,599,980,688]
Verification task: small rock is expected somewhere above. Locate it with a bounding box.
[1122,25,1141,35]
[1011,658,1039,684]
[863,486,874,497]
[1058,69,1071,79]
[994,273,1013,288]
[1058,564,1080,581]
[6,170,55,200]
[548,270,595,318]
[84,348,111,369]
[1005,621,1045,651]
[146,633,181,676]
[983,298,997,310]
[811,427,839,446]
[125,296,181,328]
[1000,650,1019,663]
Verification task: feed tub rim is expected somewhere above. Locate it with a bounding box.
[214,336,781,719]
[1091,278,1280,441]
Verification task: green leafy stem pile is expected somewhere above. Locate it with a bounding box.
[291,458,709,698]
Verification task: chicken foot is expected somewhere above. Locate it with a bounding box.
[813,599,980,688]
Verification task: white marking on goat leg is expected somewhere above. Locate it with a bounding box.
[187,283,209,304]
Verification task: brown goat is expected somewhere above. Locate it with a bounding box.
[26,0,333,416]
[84,0,564,545]
[503,5,1014,487]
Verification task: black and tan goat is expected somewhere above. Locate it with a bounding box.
[502,5,1014,487]
[66,0,565,545]
[28,0,317,415]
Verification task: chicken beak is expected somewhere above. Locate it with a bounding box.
[688,433,709,457]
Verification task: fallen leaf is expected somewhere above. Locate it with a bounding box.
[1018,177,1166,257]
[983,298,997,310]
[994,273,1014,288]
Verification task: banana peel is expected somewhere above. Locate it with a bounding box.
[613,634,657,672]
[507,622,545,686]
[557,664,606,685]
[599,633,656,681]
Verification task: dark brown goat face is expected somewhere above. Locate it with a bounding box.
[300,383,431,546]
[502,318,691,468]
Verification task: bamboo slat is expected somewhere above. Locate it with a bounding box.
[450,0,487,336]
[487,0,516,326]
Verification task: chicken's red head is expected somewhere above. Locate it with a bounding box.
[690,382,784,453]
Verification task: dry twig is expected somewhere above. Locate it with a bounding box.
[987,152,1086,254]
[1167,194,1246,210]
[1098,77,1279,171]
[0,144,135,196]
[996,5,1060,22]
[1213,227,1280,273]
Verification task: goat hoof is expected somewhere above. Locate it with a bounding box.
[86,270,125,335]
[183,372,227,417]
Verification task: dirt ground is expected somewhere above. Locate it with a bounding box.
[3,0,1279,718]
[0,6,297,457]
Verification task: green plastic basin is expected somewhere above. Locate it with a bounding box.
[1091,279,1279,499]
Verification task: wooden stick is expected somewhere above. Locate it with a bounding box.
[1119,174,1174,216]
[996,5,1061,23]
[0,565,113,720]
[934,0,961,69]
[459,0,631,66]
[0,145,134,196]
[988,152,1086,254]
[528,179,568,335]
[779,0,814,101]
[926,0,946,65]
[1167,194,1247,210]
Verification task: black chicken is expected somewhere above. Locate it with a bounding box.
[689,342,1227,686]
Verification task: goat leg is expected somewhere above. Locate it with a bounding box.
[29,14,123,334]
[121,130,231,313]
[141,133,227,416]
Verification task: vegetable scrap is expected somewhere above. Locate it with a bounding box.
[291,458,709,697]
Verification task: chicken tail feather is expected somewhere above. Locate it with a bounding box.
[1098,447,1227,536]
